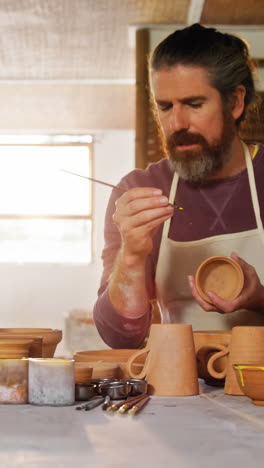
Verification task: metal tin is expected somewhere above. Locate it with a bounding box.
[91,378,118,394]
[126,379,148,396]
[99,381,130,399]
[75,383,97,401]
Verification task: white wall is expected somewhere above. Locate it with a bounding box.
[0,130,135,355]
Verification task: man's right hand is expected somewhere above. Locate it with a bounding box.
[112,187,174,263]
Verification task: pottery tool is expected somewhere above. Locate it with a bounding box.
[117,394,147,414]
[106,394,146,413]
[61,169,183,211]
[102,395,111,411]
[128,395,150,416]
[75,396,104,410]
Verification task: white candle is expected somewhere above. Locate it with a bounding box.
[28,358,75,406]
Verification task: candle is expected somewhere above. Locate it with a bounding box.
[28,358,75,406]
[0,358,28,404]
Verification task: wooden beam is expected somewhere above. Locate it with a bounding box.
[135,29,150,169]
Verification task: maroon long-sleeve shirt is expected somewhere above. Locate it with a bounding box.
[93,143,264,348]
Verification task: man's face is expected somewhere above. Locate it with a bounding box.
[151,65,237,184]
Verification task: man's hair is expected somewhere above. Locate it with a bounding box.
[149,23,258,125]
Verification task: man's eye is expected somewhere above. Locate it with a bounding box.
[158,104,172,112]
[189,102,202,109]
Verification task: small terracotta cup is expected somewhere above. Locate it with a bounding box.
[195,255,244,304]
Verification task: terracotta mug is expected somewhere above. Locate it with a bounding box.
[207,326,264,395]
[126,324,199,396]
[193,330,231,385]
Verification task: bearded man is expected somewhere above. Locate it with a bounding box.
[93,24,264,348]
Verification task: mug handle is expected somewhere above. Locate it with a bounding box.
[126,345,151,379]
[207,344,229,379]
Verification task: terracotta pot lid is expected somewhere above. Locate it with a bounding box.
[195,255,244,303]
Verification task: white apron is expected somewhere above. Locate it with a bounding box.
[155,142,264,329]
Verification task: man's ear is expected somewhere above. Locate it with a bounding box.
[231,85,246,120]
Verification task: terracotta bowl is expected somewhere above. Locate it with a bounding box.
[0,338,34,358]
[195,256,244,304]
[233,364,264,406]
[193,330,231,385]
[74,363,93,384]
[73,349,145,364]
[80,361,120,379]
[0,328,62,357]
[0,334,43,357]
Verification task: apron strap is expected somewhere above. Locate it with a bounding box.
[162,170,179,239]
[242,141,264,234]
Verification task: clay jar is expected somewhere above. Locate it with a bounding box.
[0,328,62,357]
[126,324,199,396]
[207,326,264,395]
[193,330,231,385]
[195,256,244,303]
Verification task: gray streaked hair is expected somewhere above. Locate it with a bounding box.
[149,23,258,125]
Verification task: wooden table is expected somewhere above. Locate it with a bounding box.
[0,382,263,467]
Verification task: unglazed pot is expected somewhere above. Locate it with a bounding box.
[0,358,28,403]
[0,329,62,357]
[207,326,264,395]
[126,324,199,396]
[195,256,244,303]
[193,330,231,385]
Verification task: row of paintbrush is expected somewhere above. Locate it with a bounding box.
[76,394,150,416]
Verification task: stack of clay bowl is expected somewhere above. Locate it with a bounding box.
[0,338,34,359]
[0,328,62,358]
[74,349,145,380]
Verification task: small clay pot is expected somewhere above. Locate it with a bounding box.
[195,256,244,304]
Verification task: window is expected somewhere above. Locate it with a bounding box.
[0,134,93,263]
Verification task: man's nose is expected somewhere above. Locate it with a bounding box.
[170,107,189,132]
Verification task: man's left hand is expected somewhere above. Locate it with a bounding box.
[188,252,264,314]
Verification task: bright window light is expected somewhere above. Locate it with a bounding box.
[0,135,93,263]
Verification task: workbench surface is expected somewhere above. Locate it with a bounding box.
[0,383,263,468]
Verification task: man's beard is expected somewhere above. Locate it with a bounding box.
[166,111,236,185]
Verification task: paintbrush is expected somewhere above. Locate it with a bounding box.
[128,395,150,416]
[117,394,147,414]
[106,394,146,413]
[61,169,183,210]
